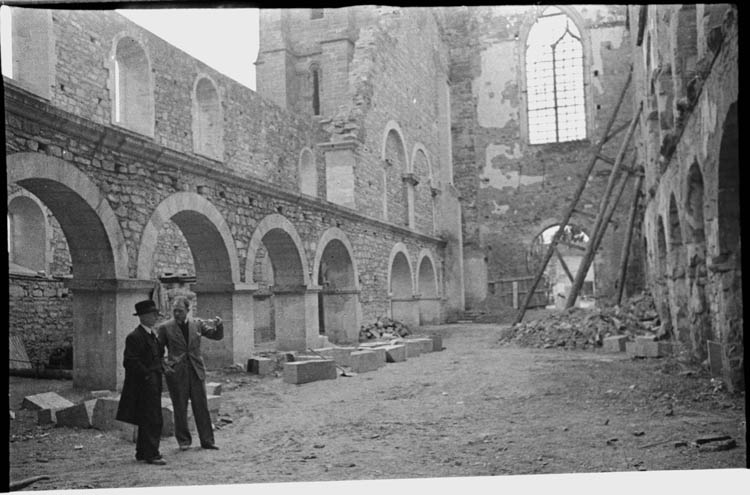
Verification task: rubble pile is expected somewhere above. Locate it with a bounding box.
[359,316,410,341]
[500,292,661,350]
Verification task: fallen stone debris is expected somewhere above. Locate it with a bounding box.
[359,316,411,340]
[499,292,664,352]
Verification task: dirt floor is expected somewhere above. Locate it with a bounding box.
[8,323,748,491]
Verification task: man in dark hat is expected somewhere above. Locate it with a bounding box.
[116,300,166,465]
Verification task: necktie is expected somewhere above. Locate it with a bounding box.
[181,322,189,345]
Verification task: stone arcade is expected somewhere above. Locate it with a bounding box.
[5,5,742,391]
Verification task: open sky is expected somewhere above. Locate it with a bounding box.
[117,7,259,90]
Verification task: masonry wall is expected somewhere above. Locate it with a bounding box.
[46,9,318,189]
[8,275,73,366]
[629,5,741,391]
[443,5,637,310]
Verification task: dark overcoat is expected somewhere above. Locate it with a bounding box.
[116,325,164,426]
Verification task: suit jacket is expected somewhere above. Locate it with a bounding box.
[157,317,223,383]
[116,325,163,425]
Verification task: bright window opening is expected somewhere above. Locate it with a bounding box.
[526,7,586,144]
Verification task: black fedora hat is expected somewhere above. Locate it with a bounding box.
[133,300,160,316]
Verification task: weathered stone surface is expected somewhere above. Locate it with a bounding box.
[91,397,123,431]
[603,335,628,353]
[357,346,386,364]
[349,350,381,373]
[283,360,337,385]
[22,392,74,412]
[55,399,97,429]
[160,395,221,438]
[429,333,443,351]
[247,357,275,376]
[315,346,356,367]
[22,392,74,424]
[402,339,423,358]
[383,344,407,363]
[413,337,434,354]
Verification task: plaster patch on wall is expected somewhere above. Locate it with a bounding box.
[481,143,542,189]
[492,201,510,215]
[473,42,518,128]
[590,26,626,95]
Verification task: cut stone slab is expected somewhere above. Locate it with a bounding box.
[429,333,443,352]
[403,339,423,358]
[91,397,121,431]
[22,392,74,412]
[357,346,386,364]
[603,335,628,353]
[55,399,97,429]
[383,344,407,363]
[205,382,222,396]
[283,360,337,385]
[88,390,114,400]
[22,392,75,425]
[349,350,381,373]
[315,347,355,367]
[247,357,275,375]
[657,342,674,357]
[625,341,637,357]
[414,337,434,354]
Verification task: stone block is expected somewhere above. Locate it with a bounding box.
[247,357,275,375]
[635,336,660,358]
[357,346,386,364]
[22,392,74,425]
[283,360,337,385]
[55,399,97,429]
[625,341,637,357]
[205,382,222,396]
[603,335,628,353]
[403,339,424,357]
[91,397,122,430]
[429,333,443,351]
[315,346,355,367]
[383,344,407,363]
[349,350,381,373]
[22,391,74,412]
[414,338,434,354]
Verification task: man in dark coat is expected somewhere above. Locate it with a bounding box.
[116,300,166,465]
[158,296,223,451]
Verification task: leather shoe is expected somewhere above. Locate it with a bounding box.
[136,454,162,461]
[201,444,219,450]
[146,458,167,465]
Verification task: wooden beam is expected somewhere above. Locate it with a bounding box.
[554,247,575,283]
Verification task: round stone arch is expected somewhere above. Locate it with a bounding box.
[417,248,441,325]
[517,5,594,143]
[108,31,155,137]
[7,152,129,279]
[410,143,432,180]
[245,213,310,287]
[380,120,409,168]
[137,192,240,283]
[387,242,419,327]
[416,248,440,297]
[312,227,362,344]
[311,227,360,290]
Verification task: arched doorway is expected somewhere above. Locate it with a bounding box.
[417,250,440,325]
[389,244,417,328]
[8,153,130,389]
[314,229,360,344]
[656,216,674,339]
[138,192,243,367]
[246,214,315,351]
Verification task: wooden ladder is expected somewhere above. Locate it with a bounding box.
[514,67,643,324]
